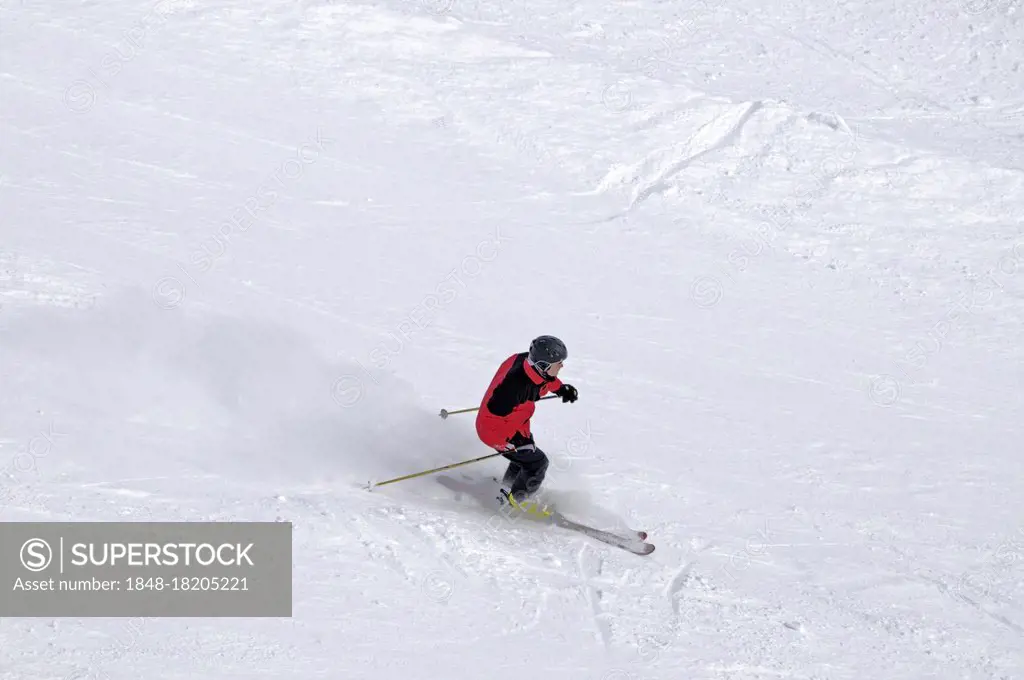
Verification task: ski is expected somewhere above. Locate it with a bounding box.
[551,513,655,555]
[487,475,653,553]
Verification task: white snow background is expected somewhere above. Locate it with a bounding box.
[1,0,1023,678]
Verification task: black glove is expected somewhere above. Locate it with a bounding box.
[555,384,578,403]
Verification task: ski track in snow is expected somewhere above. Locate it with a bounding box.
[597,100,766,214]
[2,0,1024,678]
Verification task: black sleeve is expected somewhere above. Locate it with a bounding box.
[487,380,519,416]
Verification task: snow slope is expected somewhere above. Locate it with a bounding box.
[2,0,1022,678]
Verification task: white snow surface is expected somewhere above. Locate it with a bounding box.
[2,0,1023,677]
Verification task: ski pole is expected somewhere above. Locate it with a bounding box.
[366,451,504,490]
[438,394,558,419]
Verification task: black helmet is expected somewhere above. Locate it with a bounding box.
[528,335,567,373]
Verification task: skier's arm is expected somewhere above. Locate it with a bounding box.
[548,378,577,403]
[542,377,563,394]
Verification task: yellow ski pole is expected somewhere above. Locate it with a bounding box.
[437,405,480,419]
[366,451,504,490]
[438,394,557,419]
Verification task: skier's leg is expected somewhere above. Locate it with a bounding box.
[504,445,549,499]
[500,459,522,486]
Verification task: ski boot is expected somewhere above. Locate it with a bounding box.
[497,487,553,518]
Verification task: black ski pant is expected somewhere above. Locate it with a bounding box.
[501,444,549,498]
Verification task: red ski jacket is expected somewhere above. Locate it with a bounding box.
[475,352,563,450]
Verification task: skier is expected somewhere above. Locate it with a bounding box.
[475,335,578,514]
